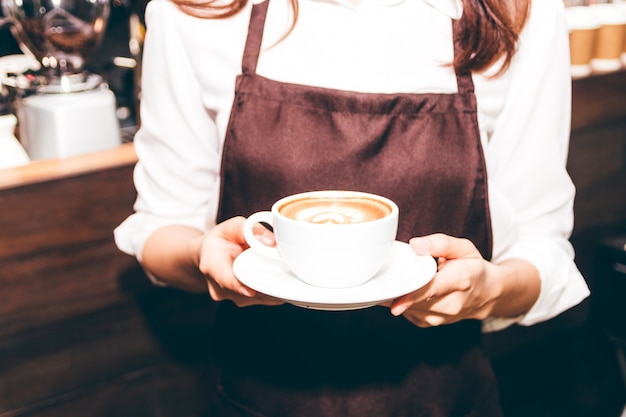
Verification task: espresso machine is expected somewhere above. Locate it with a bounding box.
[1,0,121,160]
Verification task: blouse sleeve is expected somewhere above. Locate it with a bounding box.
[482,0,590,332]
[114,0,222,263]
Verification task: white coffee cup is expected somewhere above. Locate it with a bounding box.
[243,190,399,289]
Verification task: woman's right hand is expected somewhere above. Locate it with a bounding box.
[195,216,284,307]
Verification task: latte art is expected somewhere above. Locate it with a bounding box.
[279,197,391,224]
[292,205,374,224]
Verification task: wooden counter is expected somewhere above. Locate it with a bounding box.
[0,70,625,417]
[0,143,138,191]
[0,143,216,416]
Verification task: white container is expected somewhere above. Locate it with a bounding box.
[0,113,30,169]
[17,87,121,160]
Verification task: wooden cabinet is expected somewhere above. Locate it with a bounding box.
[569,69,626,234]
[0,145,216,416]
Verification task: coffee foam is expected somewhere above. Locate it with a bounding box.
[279,197,390,224]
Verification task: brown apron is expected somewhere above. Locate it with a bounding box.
[207,1,502,415]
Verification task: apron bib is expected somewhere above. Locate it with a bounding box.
[207,1,501,416]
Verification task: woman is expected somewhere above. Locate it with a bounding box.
[115,0,590,415]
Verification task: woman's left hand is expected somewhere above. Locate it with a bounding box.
[388,233,504,327]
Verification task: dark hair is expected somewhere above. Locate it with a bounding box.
[457,0,530,75]
[172,0,529,75]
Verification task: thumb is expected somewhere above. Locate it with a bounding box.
[216,216,248,245]
[409,233,479,260]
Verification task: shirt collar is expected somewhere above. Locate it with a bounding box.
[325,0,463,19]
[422,0,462,19]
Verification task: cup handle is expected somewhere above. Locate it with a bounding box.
[243,211,281,261]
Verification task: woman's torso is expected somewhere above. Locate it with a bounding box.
[141,0,522,254]
[207,1,499,414]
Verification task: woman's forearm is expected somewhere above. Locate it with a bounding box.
[489,258,541,319]
[141,225,207,293]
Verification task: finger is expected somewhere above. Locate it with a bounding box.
[208,261,257,298]
[228,290,285,308]
[202,222,257,298]
[215,216,249,246]
[251,292,285,306]
[409,234,479,260]
[252,223,275,246]
[223,215,275,247]
[389,297,416,316]
[389,283,433,316]
[389,274,462,316]
[400,309,451,328]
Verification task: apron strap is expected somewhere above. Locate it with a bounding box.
[241,0,269,74]
[452,19,476,95]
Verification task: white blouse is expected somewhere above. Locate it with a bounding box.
[114,0,590,331]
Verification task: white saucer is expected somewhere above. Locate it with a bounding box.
[233,241,437,311]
